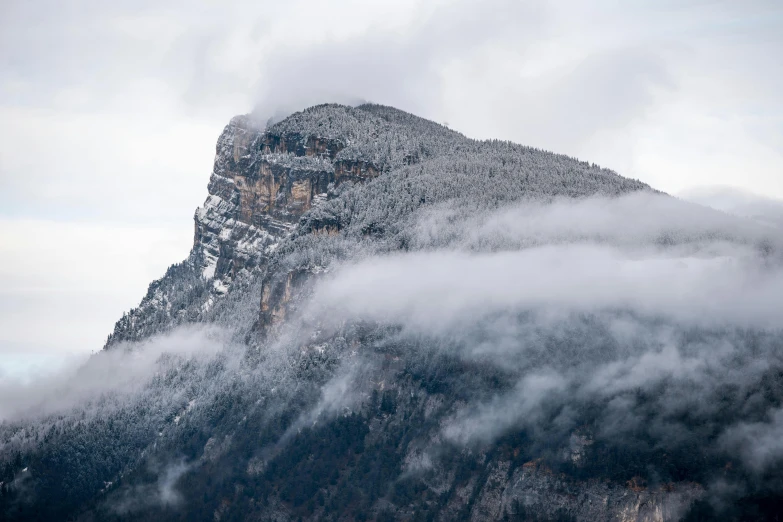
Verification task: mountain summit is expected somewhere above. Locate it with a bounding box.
[3,104,783,521]
[105,103,648,349]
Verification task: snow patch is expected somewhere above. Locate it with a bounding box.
[202,257,217,279]
[213,279,228,294]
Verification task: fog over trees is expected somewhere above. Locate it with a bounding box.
[2,104,783,521]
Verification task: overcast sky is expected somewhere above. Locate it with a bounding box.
[1,0,781,377]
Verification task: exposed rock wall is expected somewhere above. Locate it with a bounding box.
[106,117,366,348]
[193,116,338,284]
[105,108,396,348]
[192,114,387,285]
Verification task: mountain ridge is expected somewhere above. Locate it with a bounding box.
[104,103,650,350]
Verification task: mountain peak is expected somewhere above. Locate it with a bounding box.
[104,103,649,348]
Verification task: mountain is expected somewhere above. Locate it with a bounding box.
[2,104,783,522]
[103,104,647,350]
[680,186,783,230]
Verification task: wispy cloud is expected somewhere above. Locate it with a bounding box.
[303,192,783,473]
[0,325,226,421]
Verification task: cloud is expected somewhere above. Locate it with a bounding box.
[411,191,772,251]
[442,371,567,445]
[309,194,783,333]
[301,192,783,470]
[250,0,545,124]
[0,326,227,421]
[311,246,783,330]
[105,458,193,514]
[721,409,783,473]
[681,185,783,230]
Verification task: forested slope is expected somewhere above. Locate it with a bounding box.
[2,104,782,522]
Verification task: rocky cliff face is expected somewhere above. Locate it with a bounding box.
[104,109,391,348]
[194,116,335,284]
[105,104,461,348]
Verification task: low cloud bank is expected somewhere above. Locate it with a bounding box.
[106,458,193,514]
[305,192,783,473]
[311,193,782,332]
[0,326,228,421]
[680,185,783,230]
[3,191,783,517]
[310,244,783,331]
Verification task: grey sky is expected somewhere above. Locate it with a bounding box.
[0,0,781,375]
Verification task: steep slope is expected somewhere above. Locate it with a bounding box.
[104,103,645,348]
[103,105,465,347]
[4,104,783,522]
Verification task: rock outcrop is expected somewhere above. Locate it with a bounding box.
[104,108,398,347]
[193,115,337,285]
